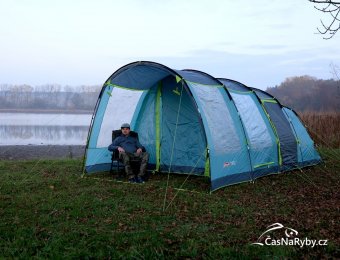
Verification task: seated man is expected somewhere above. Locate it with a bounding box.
[108,123,149,183]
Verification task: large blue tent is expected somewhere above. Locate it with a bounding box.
[83,61,321,191]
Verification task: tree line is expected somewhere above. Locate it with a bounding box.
[0,84,101,112]
[1,77,339,113]
[266,76,340,112]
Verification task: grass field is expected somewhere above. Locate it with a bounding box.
[0,149,339,258]
[300,112,340,148]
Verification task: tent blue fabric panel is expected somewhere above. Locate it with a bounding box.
[85,148,112,172]
[211,170,253,191]
[253,89,274,100]
[130,91,149,128]
[219,79,251,92]
[132,86,158,167]
[186,81,252,190]
[217,88,253,178]
[85,163,112,174]
[252,166,280,179]
[282,108,321,164]
[263,102,298,169]
[160,77,206,174]
[176,70,221,85]
[109,64,173,90]
[160,165,205,174]
[229,91,279,174]
[282,108,303,163]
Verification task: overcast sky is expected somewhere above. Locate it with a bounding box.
[0,0,339,90]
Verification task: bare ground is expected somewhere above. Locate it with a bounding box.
[0,145,85,160]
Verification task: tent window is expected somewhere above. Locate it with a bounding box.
[190,84,240,154]
[96,87,143,147]
[231,93,272,149]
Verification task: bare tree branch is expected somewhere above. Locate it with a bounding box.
[309,0,340,39]
[329,63,340,104]
[330,62,340,81]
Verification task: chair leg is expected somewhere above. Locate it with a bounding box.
[110,159,113,174]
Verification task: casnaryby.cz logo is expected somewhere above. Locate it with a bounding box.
[252,223,328,248]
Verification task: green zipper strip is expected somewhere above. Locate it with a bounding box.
[261,98,278,104]
[226,88,253,94]
[104,80,144,91]
[254,161,275,168]
[204,148,210,177]
[155,82,162,171]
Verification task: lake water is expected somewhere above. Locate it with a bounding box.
[0,113,92,145]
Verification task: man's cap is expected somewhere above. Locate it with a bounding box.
[121,123,130,129]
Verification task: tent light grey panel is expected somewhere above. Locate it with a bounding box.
[231,93,272,149]
[189,84,240,154]
[97,87,143,147]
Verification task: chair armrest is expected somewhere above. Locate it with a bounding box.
[110,149,120,160]
[108,143,118,152]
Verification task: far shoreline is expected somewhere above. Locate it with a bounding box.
[0,108,93,114]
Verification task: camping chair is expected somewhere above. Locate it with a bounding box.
[109,130,145,178]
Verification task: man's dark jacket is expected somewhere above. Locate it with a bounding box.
[108,134,144,153]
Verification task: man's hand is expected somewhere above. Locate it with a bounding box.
[136,148,142,154]
[117,147,125,153]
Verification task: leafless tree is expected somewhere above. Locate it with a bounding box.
[309,0,340,39]
[330,63,340,106]
[330,62,340,80]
